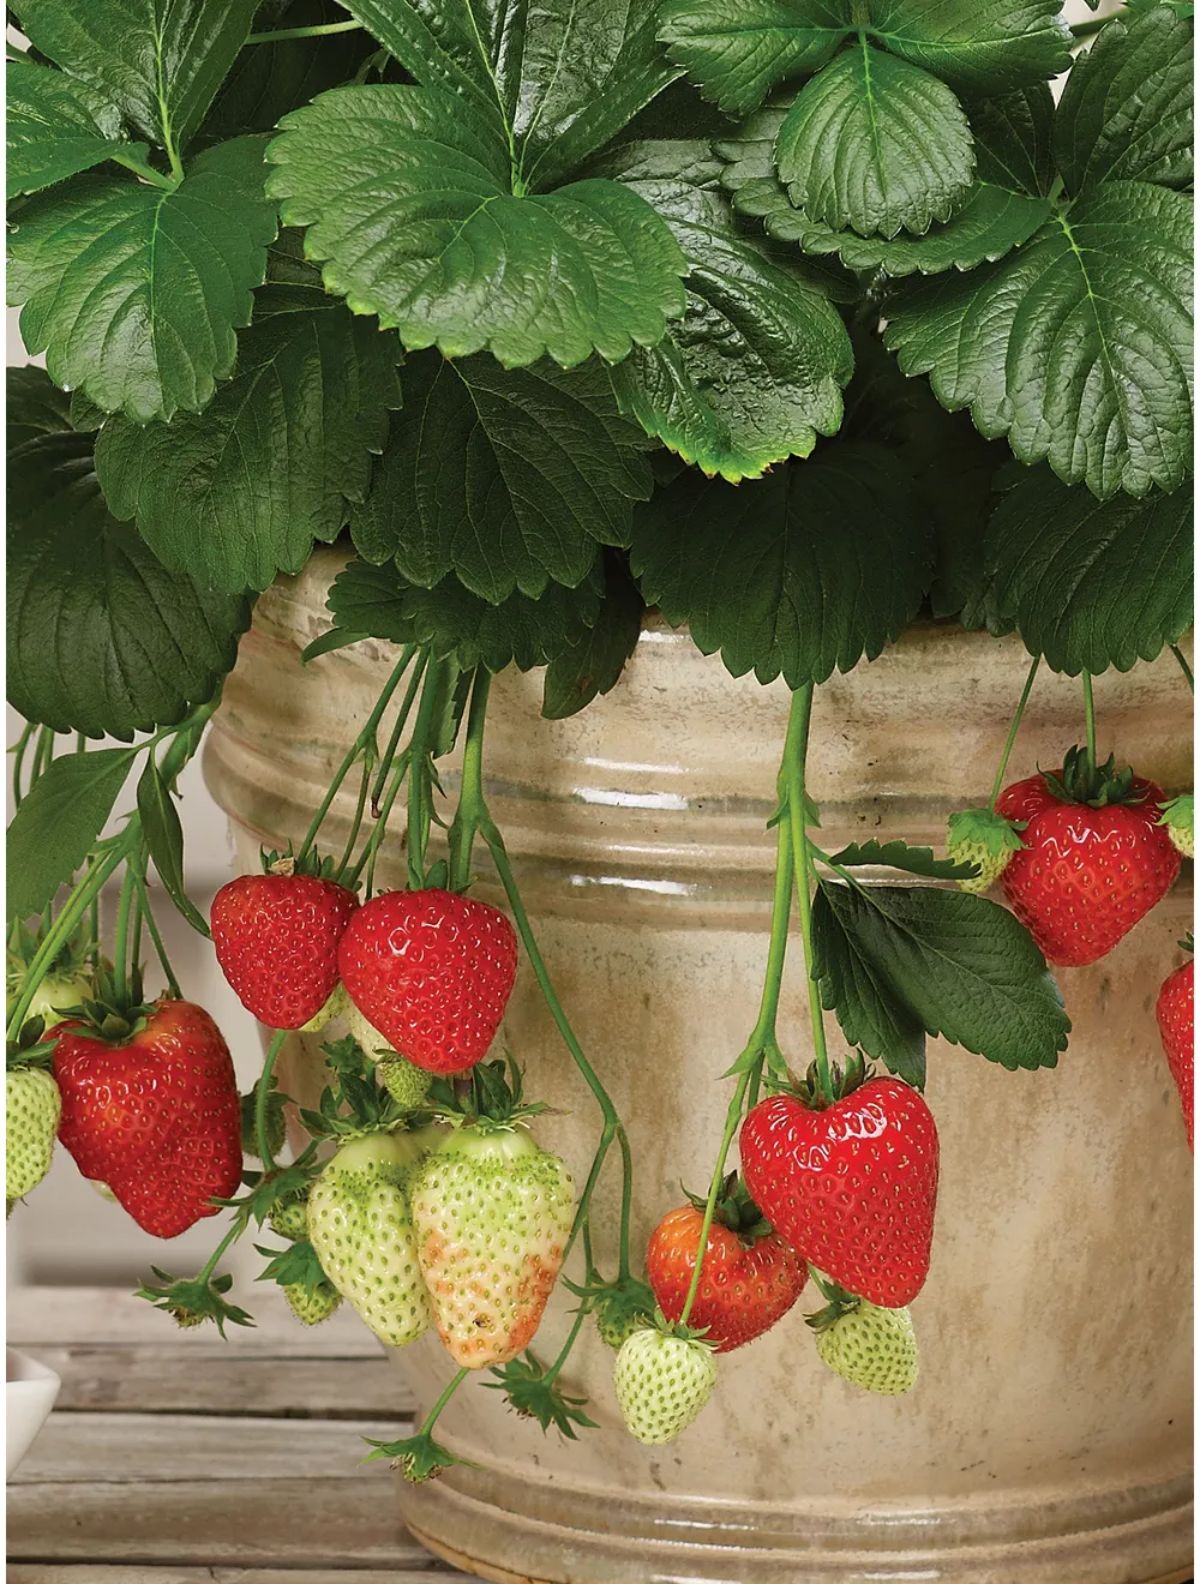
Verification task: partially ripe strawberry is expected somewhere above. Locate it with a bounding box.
[646,1194,806,1352]
[6,1067,61,1203]
[814,1300,918,1395]
[1156,958,1193,1149]
[613,1326,716,1445]
[53,1001,242,1238]
[306,1131,432,1348]
[998,757,1179,967]
[741,1068,939,1309]
[212,871,358,1030]
[338,889,518,1074]
[410,1124,573,1369]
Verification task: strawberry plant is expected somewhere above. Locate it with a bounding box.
[4,0,1192,1497]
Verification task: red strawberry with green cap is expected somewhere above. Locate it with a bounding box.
[997,748,1179,967]
[338,888,518,1075]
[53,997,242,1238]
[1156,950,1193,1149]
[740,1056,939,1309]
[646,1172,806,1352]
[211,852,358,1030]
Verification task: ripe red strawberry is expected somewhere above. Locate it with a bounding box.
[1156,957,1193,1149]
[646,1176,806,1352]
[740,1063,938,1309]
[997,750,1179,968]
[211,865,358,1029]
[53,1000,242,1238]
[338,888,518,1075]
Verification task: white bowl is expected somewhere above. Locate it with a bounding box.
[6,1348,61,1476]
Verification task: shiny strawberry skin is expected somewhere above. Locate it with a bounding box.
[997,774,1179,967]
[337,888,517,1075]
[211,874,358,1029]
[1156,959,1193,1149]
[646,1204,806,1351]
[740,1079,939,1309]
[53,1001,243,1238]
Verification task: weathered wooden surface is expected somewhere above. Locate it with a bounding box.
[7,1285,465,1578]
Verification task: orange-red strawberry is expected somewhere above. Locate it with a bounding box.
[997,749,1179,968]
[338,888,517,1075]
[646,1177,806,1352]
[740,1060,938,1309]
[212,866,358,1030]
[53,1000,242,1238]
[1156,957,1193,1149]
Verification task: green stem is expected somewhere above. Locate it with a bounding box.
[110,148,177,190]
[255,1030,289,1172]
[111,864,139,988]
[34,726,56,784]
[245,18,365,43]
[448,669,492,892]
[543,1303,589,1385]
[371,654,425,809]
[11,721,36,809]
[782,685,830,1099]
[295,649,414,867]
[352,751,410,896]
[195,1218,246,1287]
[420,1367,468,1434]
[405,661,447,890]
[989,656,1040,810]
[1171,645,1194,694]
[336,754,373,877]
[1082,672,1097,775]
[134,863,182,997]
[1070,13,1115,40]
[677,1071,750,1326]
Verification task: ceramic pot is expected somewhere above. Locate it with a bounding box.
[6,1349,61,1478]
[204,550,1193,1584]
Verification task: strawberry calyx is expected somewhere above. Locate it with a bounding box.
[299,1034,418,1139]
[946,806,1026,857]
[563,1272,655,1340]
[363,1428,475,1483]
[254,1234,329,1296]
[6,1010,58,1071]
[769,1051,873,1112]
[135,1265,254,1336]
[803,1267,862,1333]
[53,965,156,1045]
[259,845,352,885]
[425,1056,549,1135]
[1040,746,1146,810]
[220,1148,322,1231]
[483,1353,599,1439]
[684,1169,773,1245]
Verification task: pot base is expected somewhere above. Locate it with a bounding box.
[403,1465,1193,1584]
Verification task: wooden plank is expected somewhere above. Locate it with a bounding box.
[10,1412,408,1484]
[7,1480,442,1569]
[7,1569,461,1582]
[35,1345,405,1419]
[8,1285,381,1356]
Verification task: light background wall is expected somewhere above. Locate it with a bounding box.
[5,0,1127,1287]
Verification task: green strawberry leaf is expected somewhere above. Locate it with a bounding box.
[14,0,259,150]
[8,138,278,423]
[884,180,1193,500]
[1053,5,1193,194]
[136,756,210,937]
[327,557,603,675]
[826,840,978,881]
[255,1236,327,1290]
[657,0,1069,117]
[7,57,148,197]
[94,291,401,595]
[542,559,643,720]
[813,879,1071,1073]
[351,351,653,603]
[592,137,852,480]
[265,84,687,370]
[6,364,73,448]
[6,746,139,920]
[775,44,975,239]
[7,418,250,738]
[984,470,1193,676]
[630,444,932,687]
[810,895,928,1088]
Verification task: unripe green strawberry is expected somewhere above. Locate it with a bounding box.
[284,1277,341,1325]
[814,1301,918,1395]
[269,1193,310,1241]
[613,1326,717,1445]
[6,1067,61,1202]
[946,807,1025,893]
[346,1001,430,1110]
[300,981,349,1035]
[307,1132,432,1348]
[1159,793,1194,861]
[410,1125,574,1369]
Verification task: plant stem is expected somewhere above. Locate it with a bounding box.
[1171,645,1194,693]
[295,648,415,867]
[7,845,126,1039]
[782,685,830,1099]
[1070,13,1114,40]
[336,754,373,877]
[420,1368,468,1433]
[1082,672,1097,774]
[10,721,36,809]
[543,1304,589,1385]
[448,669,492,892]
[989,656,1040,809]
[405,661,447,890]
[371,654,426,809]
[245,18,365,43]
[134,863,182,997]
[195,1218,245,1287]
[255,1030,289,1172]
[110,148,177,190]
[352,751,410,896]
[111,864,138,988]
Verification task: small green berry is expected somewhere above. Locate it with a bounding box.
[814,1301,918,1395]
[613,1327,716,1445]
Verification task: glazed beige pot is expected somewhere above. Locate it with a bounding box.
[204,549,1193,1584]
